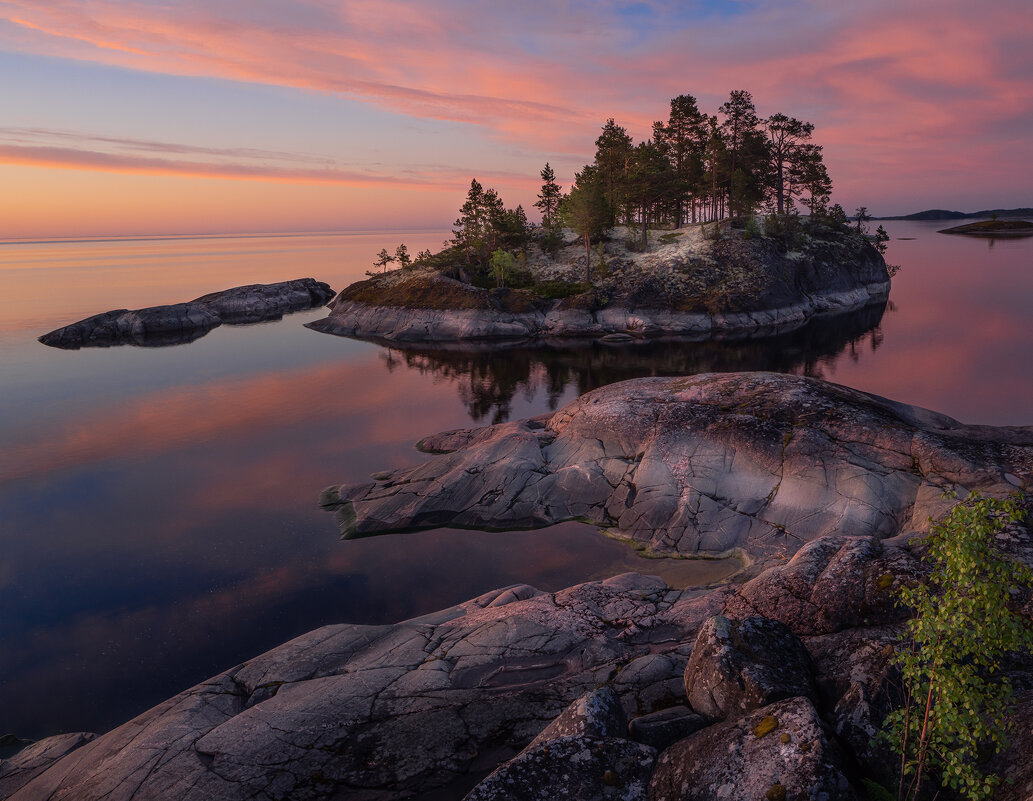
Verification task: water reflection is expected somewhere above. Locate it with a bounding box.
[378,301,888,423]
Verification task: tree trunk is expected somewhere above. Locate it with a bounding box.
[584,233,591,283]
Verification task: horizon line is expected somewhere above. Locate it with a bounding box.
[0,226,456,247]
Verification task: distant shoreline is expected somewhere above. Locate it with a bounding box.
[875,206,1033,221]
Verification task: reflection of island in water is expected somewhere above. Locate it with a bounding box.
[378,301,888,424]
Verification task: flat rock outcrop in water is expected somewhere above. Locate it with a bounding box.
[7,528,1033,800]
[321,372,1033,561]
[38,278,335,349]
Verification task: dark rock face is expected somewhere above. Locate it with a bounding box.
[683,616,814,720]
[321,372,1032,562]
[38,278,335,348]
[646,696,857,801]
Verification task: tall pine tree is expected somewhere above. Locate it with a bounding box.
[534,163,563,228]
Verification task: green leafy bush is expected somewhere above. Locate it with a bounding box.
[883,492,1033,801]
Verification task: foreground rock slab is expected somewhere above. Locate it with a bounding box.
[7,528,1032,801]
[322,372,1033,561]
[39,278,335,348]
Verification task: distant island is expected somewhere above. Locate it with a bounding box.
[308,90,891,346]
[938,219,1033,237]
[877,207,1033,221]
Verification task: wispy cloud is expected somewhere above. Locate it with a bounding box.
[0,0,1030,211]
[0,127,536,189]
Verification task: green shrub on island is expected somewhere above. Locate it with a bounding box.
[534,280,593,300]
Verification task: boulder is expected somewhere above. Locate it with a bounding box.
[683,616,814,720]
[724,535,924,635]
[646,696,857,801]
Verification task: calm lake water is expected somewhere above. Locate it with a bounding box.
[1,221,1031,739]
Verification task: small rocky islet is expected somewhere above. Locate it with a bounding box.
[4,372,1032,801]
[306,219,890,346]
[38,278,336,349]
[938,219,1033,237]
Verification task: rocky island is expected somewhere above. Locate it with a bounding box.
[938,219,1033,237]
[4,373,1031,801]
[39,278,335,349]
[307,220,890,345]
[309,95,892,347]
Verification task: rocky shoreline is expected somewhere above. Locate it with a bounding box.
[38,278,335,349]
[307,277,890,343]
[307,221,891,346]
[3,373,1032,800]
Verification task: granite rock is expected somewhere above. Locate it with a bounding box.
[39,278,335,348]
[322,372,1033,562]
[683,615,814,720]
[646,696,857,801]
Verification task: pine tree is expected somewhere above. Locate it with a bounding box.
[625,139,675,248]
[561,165,608,282]
[373,248,394,272]
[534,163,563,228]
[719,90,767,218]
[654,95,707,227]
[764,113,815,215]
[452,179,506,265]
[594,119,633,226]
[394,243,411,268]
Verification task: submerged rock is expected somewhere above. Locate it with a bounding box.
[38,278,335,349]
[321,372,1033,562]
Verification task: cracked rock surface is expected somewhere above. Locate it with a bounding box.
[3,575,725,801]
[322,372,1033,562]
[38,278,335,348]
[6,527,1033,801]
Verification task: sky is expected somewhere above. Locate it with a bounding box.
[0,0,1030,239]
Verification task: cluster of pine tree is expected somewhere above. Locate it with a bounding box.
[551,90,835,257]
[431,90,842,282]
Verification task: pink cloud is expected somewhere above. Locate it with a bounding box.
[0,0,1030,212]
